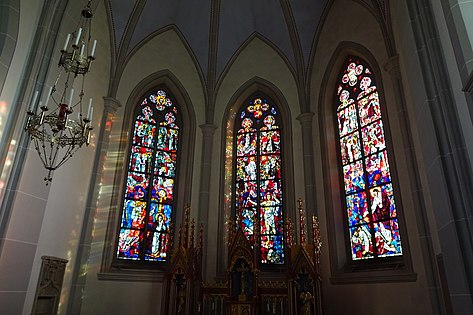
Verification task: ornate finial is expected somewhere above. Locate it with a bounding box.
[184,204,190,248]
[190,219,195,250]
[298,198,306,245]
[199,223,204,255]
[253,212,260,247]
[168,222,175,249]
[312,215,322,258]
[285,217,294,248]
[226,217,236,245]
[178,224,183,248]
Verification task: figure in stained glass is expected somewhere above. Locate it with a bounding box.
[133,121,156,147]
[116,88,180,263]
[336,56,403,261]
[234,95,285,264]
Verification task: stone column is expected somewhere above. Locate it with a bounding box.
[67,96,121,315]
[384,55,443,315]
[197,124,218,224]
[296,112,317,237]
[406,1,473,311]
[296,112,317,207]
[197,123,217,278]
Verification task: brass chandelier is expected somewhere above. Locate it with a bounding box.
[25,1,97,184]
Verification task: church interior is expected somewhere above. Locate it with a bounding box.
[0,0,473,314]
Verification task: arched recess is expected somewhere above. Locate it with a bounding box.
[318,41,414,282]
[216,77,296,276]
[0,0,19,93]
[100,70,196,278]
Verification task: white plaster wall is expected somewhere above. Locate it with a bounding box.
[0,0,44,198]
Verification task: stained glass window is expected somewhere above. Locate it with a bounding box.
[234,96,285,264]
[336,56,403,261]
[116,89,180,262]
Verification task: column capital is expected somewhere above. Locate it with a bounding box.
[103,96,121,114]
[296,112,315,126]
[199,124,218,136]
[383,55,401,78]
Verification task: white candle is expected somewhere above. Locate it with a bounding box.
[44,87,53,108]
[88,106,93,123]
[63,33,70,51]
[80,44,85,58]
[74,28,82,46]
[29,91,39,112]
[68,88,74,106]
[90,40,97,58]
[87,98,92,118]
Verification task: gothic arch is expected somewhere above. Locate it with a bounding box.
[216,77,296,275]
[318,42,414,282]
[0,0,19,93]
[101,70,196,276]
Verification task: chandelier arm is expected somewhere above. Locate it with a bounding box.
[40,123,50,168]
[33,137,49,170]
[25,0,97,183]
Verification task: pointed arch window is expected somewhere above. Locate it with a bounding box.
[335,56,403,261]
[234,95,285,265]
[116,89,180,263]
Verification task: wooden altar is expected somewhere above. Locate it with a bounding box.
[164,200,323,314]
[202,198,323,315]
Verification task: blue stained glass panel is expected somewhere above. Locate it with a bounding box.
[236,133,257,156]
[349,224,373,260]
[338,104,358,136]
[129,146,153,173]
[260,206,283,235]
[260,131,281,154]
[239,207,256,236]
[365,151,391,187]
[343,161,365,193]
[157,127,179,152]
[145,231,169,261]
[136,106,156,123]
[117,229,142,260]
[148,203,172,229]
[151,177,174,203]
[361,120,386,156]
[236,157,258,181]
[260,155,281,180]
[125,172,149,200]
[154,151,176,178]
[133,120,156,148]
[260,180,282,205]
[235,181,258,209]
[340,132,362,165]
[369,184,396,221]
[374,219,402,257]
[121,200,147,229]
[346,192,369,226]
[358,92,381,127]
[261,235,284,264]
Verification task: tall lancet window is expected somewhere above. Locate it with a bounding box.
[116,89,180,262]
[234,96,285,264]
[336,56,403,261]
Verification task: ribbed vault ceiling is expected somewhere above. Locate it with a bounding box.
[107,0,329,80]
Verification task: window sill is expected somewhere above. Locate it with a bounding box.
[97,269,165,282]
[330,269,417,284]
